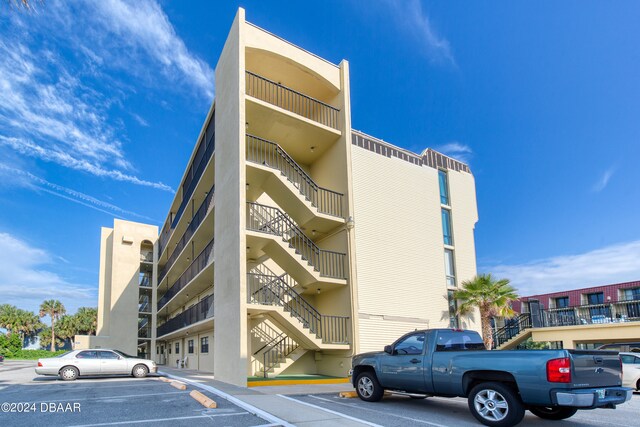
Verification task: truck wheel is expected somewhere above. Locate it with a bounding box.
[529,406,578,420]
[355,372,384,402]
[468,382,525,427]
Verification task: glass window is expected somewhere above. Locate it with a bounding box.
[555,297,569,308]
[447,290,459,328]
[621,355,636,364]
[441,208,453,246]
[188,340,194,354]
[586,292,604,305]
[76,351,98,359]
[98,351,119,359]
[394,333,425,355]
[436,331,485,351]
[444,249,456,287]
[623,288,640,301]
[201,337,209,354]
[438,170,450,205]
[175,342,180,354]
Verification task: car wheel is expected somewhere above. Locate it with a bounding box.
[59,366,79,381]
[355,371,384,402]
[132,364,149,378]
[529,406,578,420]
[636,379,640,391]
[468,382,525,427]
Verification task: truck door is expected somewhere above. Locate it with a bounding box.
[378,332,428,392]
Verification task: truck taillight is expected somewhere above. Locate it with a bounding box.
[37,361,43,367]
[547,357,571,383]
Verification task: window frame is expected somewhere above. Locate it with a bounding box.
[201,336,209,354]
[392,332,426,356]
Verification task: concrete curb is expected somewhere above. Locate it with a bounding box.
[339,391,358,398]
[190,390,217,408]
[170,380,187,390]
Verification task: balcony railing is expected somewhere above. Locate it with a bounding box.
[247,202,346,279]
[158,186,214,284]
[246,134,344,218]
[156,294,214,338]
[246,71,340,130]
[138,327,151,339]
[139,274,152,288]
[158,124,215,257]
[247,272,349,344]
[157,239,214,310]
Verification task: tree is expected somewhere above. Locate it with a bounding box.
[39,300,66,351]
[38,326,64,351]
[74,307,98,335]
[0,304,20,334]
[0,305,41,341]
[453,274,518,350]
[55,315,77,342]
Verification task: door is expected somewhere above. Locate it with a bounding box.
[74,350,101,375]
[529,301,543,327]
[378,332,427,392]
[98,350,128,374]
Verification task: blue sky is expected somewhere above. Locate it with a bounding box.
[1,0,640,315]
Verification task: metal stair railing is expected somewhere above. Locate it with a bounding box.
[492,313,532,349]
[262,334,300,378]
[247,272,349,344]
[247,202,346,279]
[246,134,344,218]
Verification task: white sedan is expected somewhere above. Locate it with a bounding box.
[621,352,640,391]
[36,349,157,381]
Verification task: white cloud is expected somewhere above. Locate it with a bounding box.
[382,0,455,65]
[484,240,640,297]
[592,167,615,192]
[0,232,96,314]
[433,141,473,163]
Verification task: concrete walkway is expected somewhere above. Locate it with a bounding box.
[159,366,371,426]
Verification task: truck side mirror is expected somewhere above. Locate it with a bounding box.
[384,345,392,354]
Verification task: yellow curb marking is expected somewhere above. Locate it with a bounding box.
[190,390,217,408]
[248,378,350,387]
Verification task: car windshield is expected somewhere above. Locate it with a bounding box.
[113,350,137,358]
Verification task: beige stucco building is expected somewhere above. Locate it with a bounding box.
[87,8,480,386]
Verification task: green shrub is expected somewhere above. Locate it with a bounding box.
[0,333,22,357]
[4,349,68,360]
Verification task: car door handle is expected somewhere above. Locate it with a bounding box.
[410,358,421,364]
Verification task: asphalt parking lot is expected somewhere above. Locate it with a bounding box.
[287,391,640,427]
[0,361,274,427]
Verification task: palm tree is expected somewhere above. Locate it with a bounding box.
[15,310,41,341]
[39,300,66,351]
[0,304,19,334]
[39,326,64,351]
[74,307,98,335]
[453,274,518,350]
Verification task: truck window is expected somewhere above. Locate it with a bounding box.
[394,333,425,355]
[436,331,485,351]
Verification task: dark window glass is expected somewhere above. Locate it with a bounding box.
[188,340,194,354]
[394,334,425,355]
[447,290,459,328]
[175,342,180,354]
[438,170,449,205]
[621,355,635,364]
[441,208,453,245]
[98,351,119,359]
[623,288,640,301]
[587,293,604,305]
[436,331,485,351]
[76,351,98,359]
[444,249,456,287]
[555,297,569,308]
[201,337,209,353]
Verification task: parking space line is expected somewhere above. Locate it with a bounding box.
[307,395,451,427]
[42,391,188,402]
[277,394,384,427]
[68,413,248,426]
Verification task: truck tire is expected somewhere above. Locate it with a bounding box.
[468,382,525,427]
[529,406,578,420]
[355,371,384,402]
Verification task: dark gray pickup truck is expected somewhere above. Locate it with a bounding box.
[350,329,633,427]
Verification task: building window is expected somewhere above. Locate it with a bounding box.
[175,342,180,354]
[623,288,640,301]
[586,292,604,305]
[555,296,569,308]
[444,249,456,287]
[441,208,453,246]
[447,290,459,328]
[201,337,209,354]
[438,170,450,205]
[188,340,194,354]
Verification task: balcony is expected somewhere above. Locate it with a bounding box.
[158,122,215,257]
[246,71,339,130]
[158,186,214,284]
[140,251,153,263]
[544,299,640,327]
[156,294,214,339]
[157,239,214,311]
[246,134,344,218]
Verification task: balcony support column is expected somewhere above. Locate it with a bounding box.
[213,8,248,387]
